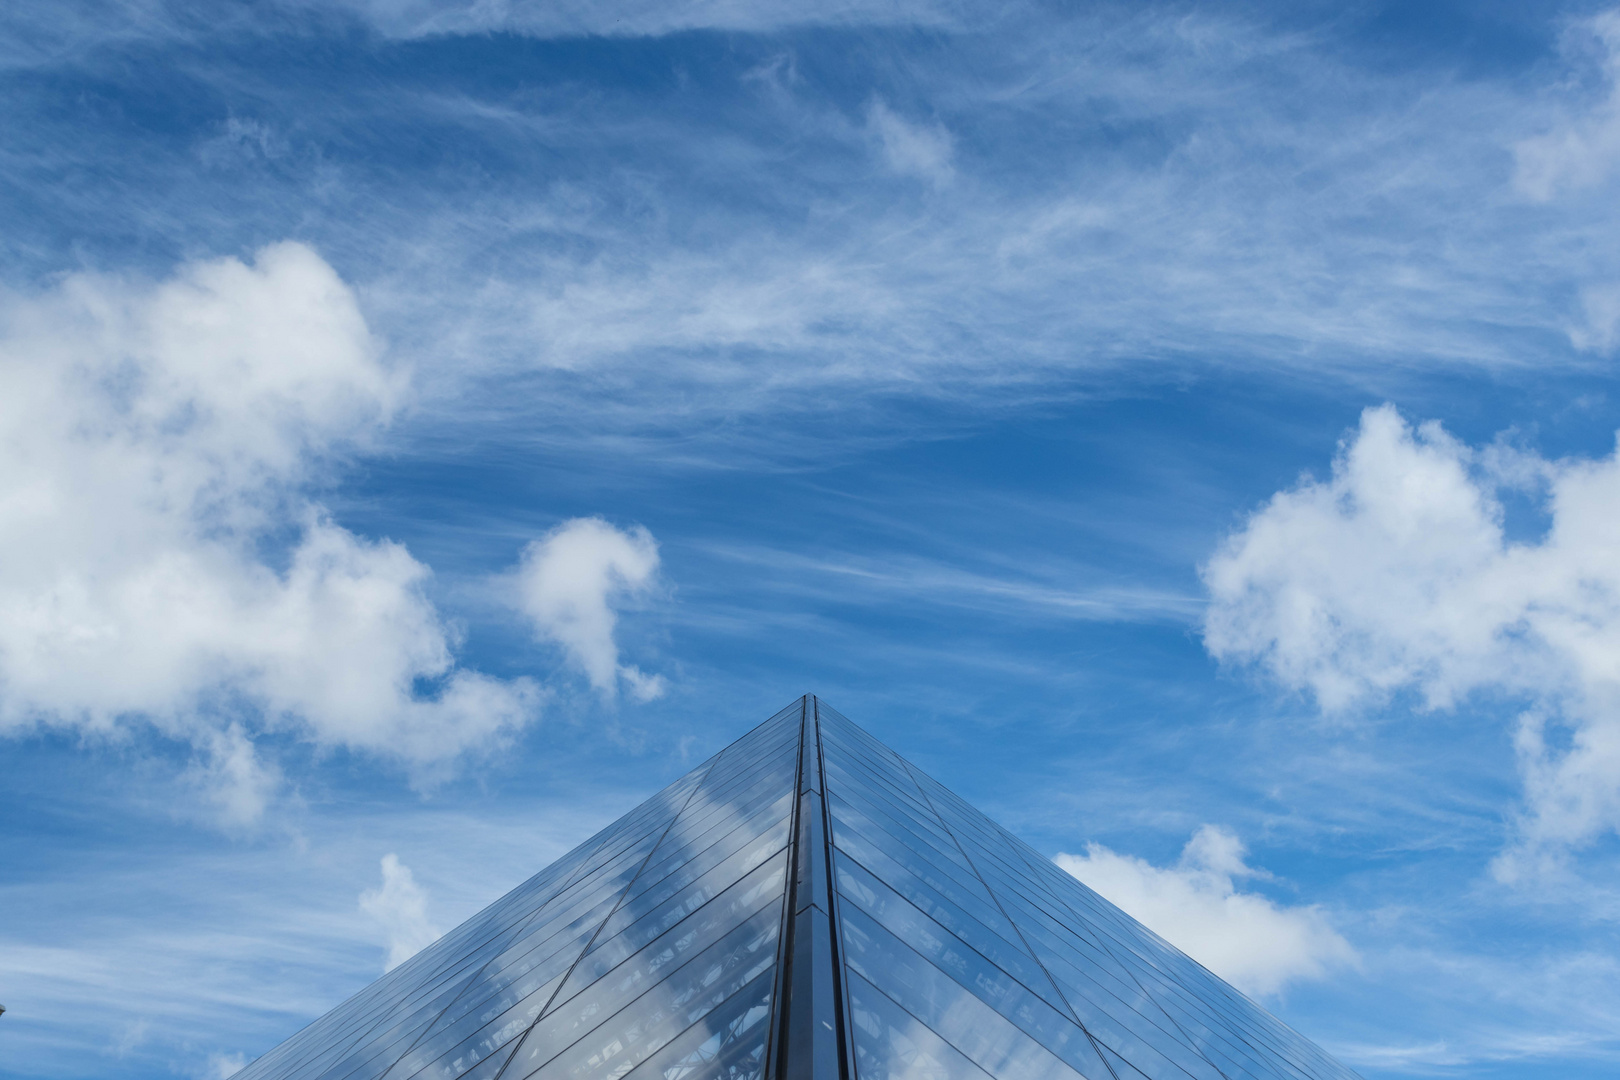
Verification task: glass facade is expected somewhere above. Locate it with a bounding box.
[237,698,1361,1080]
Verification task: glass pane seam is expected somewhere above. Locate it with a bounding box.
[831,846,1069,1018]
[843,968,998,1080]
[843,955,1012,1080]
[811,703,858,1080]
[897,759,1126,1080]
[512,896,784,1080]
[916,776,1259,1080]
[549,842,790,1019]
[489,739,735,1080]
[617,966,780,1080]
[356,841,650,1080]
[760,696,805,1080]
[596,813,794,956]
[826,831,1030,964]
[835,866,1104,1076]
[236,700,1363,1080]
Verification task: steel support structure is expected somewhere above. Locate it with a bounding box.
[765,696,854,1080]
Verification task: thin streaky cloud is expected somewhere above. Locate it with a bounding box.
[693,542,1203,624]
[7,4,1620,457]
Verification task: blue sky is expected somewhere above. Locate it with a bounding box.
[5,1,1620,1077]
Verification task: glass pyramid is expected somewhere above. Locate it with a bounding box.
[236,697,1362,1080]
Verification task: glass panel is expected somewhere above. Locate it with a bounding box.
[509,910,782,1080]
[846,970,994,1080]
[587,821,792,972]
[312,981,481,1080]
[834,852,1108,1078]
[280,977,469,1080]
[820,743,944,824]
[370,775,792,1080]
[647,781,791,881]
[620,798,793,920]
[233,711,736,1080]
[893,752,1363,1080]
[1099,1041,1154,1080]
[822,752,939,823]
[825,786,975,880]
[839,905,1092,1080]
[378,918,599,1080]
[993,896,1241,1080]
[380,973,563,1080]
[829,841,1034,986]
[637,784,794,893]
[616,969,775,1080]
[548,851,788,1016]
[829,810,1018,941]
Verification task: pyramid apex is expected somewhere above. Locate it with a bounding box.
[236,699,1361,1080]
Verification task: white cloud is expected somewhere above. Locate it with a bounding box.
[1573,280,1620,353]
[1514,12,1620,203]
[324,0,969,40]
[515,518,665,701]
[18,2,1620,432]
[359,853,441,971]
[866,99,955,187]
[0,795,624,1077]
[204,1052,248,1080]
[1056,826,1354,997]
[0,242,540,819]
[187,723,284,829]
[1203,404,1620,878]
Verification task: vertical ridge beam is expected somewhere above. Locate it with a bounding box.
[764,696,809,1080]
[771,696,848,1080]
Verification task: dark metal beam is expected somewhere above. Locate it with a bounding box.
[769,696,850,1080]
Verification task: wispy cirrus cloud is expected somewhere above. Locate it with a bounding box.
[322,0,979,39]
[0,791,626,1078]
[1515,11,1620,203]
[333,6,1620,450]
[695,542,1201,624]
[1321,938,1620,1071]
[10,4,1620,461]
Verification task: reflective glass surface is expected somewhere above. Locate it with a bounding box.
[235,702,801,1080]
[237,698,1360,1080]
[815,702,1359,1080]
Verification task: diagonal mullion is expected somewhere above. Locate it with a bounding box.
[489,742,732,1080]
[289,819,640,1080]
[898,759,1128,1080]
[348,819,644,1080]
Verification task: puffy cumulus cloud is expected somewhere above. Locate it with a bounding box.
[515,518,665,701]
[1056,826,1355,997]
[1203,404,1620,878]
[358,853,441,971]
[1515,11,1620,203]
[0,242,539,819]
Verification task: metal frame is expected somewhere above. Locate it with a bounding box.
[765,695,855,1080]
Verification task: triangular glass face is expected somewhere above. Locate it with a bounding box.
[813,703,1359,1080]
[236,699,1361,1080]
